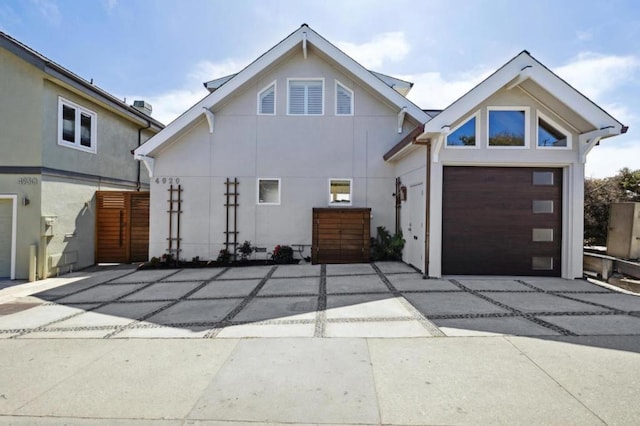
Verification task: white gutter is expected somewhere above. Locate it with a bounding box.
[579,127,619,163]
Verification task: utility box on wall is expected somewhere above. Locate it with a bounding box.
[606,202,640,260]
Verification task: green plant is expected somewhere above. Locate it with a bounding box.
[149,256,161,267]
[371,226,405,261]
[237,241,255,261]
[271,245,294,264]
[216,249,231,263]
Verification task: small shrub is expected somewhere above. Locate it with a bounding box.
[216,249,231,263]
[271,245,295,264]
[237,241,255,261]
[371,226,405,261]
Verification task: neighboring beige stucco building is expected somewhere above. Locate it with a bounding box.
[0,32,164,280]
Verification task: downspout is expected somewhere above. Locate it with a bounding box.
[424,140,431,277]
[136,120,152,191]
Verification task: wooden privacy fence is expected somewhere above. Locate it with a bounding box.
[312,208,371,264]
[96,191,150,263]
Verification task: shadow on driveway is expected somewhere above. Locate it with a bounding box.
[0,262,638,351]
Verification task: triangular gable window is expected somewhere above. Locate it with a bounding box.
[336,81,353,115]
[258,82,276,115]
[537,112,570,148]
[446,113,477,147]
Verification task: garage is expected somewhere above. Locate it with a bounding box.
[442,166,562,276]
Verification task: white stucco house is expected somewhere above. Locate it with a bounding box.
[134,24,626,279]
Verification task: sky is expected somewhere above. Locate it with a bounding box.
[1,0,639,178]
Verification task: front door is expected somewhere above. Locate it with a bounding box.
[406,183,424,270]
[0,199,13,278]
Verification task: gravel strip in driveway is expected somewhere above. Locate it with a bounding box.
[0,262,637,339]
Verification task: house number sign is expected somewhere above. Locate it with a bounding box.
[17,177,38,185]
[154,177,181,185]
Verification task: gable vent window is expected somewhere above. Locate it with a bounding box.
[258,82,276,115]
[288,79,324,115]
[446,111,479,147]
[58,97,97,154]
[335,81,353,115]
[537,111,571,149]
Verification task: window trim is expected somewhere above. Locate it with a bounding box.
[335,80,354,116]
[445,110,480,149]
[487,106,530,149]
[57,96,97,154]
[536,110,572,150]
[328,178,353,206]
[287,78,325,116]
[257,81,276,116]
[257,178,281,205]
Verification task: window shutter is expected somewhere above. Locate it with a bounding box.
[289,82,305,114]
[336,83,352,115]
[307,81,323,115]
[288,80,323,115]
[259,84,275,114]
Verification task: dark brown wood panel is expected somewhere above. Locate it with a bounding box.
[312,208,371,264]
[442,167,562,276]
[96,191,150,263]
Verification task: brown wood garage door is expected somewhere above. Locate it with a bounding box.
[96,191,150,263]
[312,208,371,264]
[442,167,562,276]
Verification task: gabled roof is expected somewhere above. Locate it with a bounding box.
[204,70,414,96]
[0,31,164,131]
[384,50,627,161]
[135,24,431,158]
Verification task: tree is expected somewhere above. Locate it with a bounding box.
[584,168,640,245]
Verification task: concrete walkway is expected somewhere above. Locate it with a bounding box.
[0,262,638,424]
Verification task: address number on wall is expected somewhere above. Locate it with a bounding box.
[17,177,38,185]
[154,177,181,185]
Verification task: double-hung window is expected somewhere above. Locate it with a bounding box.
[288,79,324,115]
[58,97,97,153]
[258,82,276,115]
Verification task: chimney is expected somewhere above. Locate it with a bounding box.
[132,100,152,116]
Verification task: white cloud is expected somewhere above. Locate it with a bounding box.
[128,58,249,125]
[554,52,640,100]
[103,0,117,13]
[401,68,492,109]
[576,30,592,42]
[585,142,640,178]
[336,32,410,69]
[31,0,61,26]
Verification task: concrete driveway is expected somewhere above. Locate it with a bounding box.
[0,262,639,424]
[0,261,638,339]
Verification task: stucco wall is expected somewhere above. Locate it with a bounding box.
[0,174,41,279]
[150,47,418,260]
[0,48,43,166]
[41,80,149,184]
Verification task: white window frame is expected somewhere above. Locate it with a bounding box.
[287,78,325,116]
[57,96,97,154]
[445,110,480,149]
[257,178,281,205]
[487,106,530,149]
[257,81,276,115]
[335,80,354,116]
[328,178,353,206]
[536,110,572,150]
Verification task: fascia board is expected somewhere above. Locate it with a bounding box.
[305,30,429,122]
[137,25,431,157]
[136,29,304,157]
[423,54,530,134]
[422,51,623,137]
